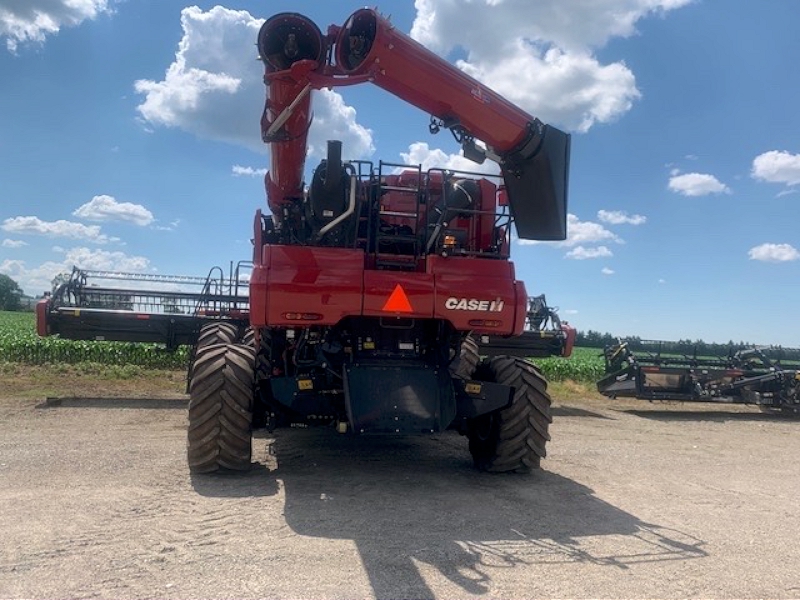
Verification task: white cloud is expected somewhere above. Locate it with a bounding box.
[134,7,373,159]
[565,245,613,260]
[597,209,646,225]
[2,216,115,244]
[134,6,256,147]
[306,89,374,159]
[0,0,109,53]
[751,151,800,186]
[562,214,621,247]
[0,259,26,280]
[152,218,181,232]
[60,247,149,271]
[748,243,800,263]
[411,0,690,132]
[658,278,666,284]
[412,0,692,56]
[2,238,27,248]
[518,213,622,247]
[232,165,267,177]
[668,172,730,196]
[601,266,615,275]
[398,142,500,175]
[0,247,149,296]
[456,45,640,133]
[73,194,154,226]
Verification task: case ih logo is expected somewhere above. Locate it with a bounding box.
[445,297,504,312]
[470,86,491,104]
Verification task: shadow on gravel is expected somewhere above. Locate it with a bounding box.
[39,396,188,410]
[551,405,613,419]
[192,428,707,598]
[620,408,800,422]
[190,463,278,498]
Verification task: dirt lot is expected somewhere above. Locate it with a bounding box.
[2,375,800,599]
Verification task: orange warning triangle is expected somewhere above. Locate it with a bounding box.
[382,284,413,313]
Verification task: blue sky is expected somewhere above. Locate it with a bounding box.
[1,0,799,346]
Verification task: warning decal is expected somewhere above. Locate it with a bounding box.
[382,284,413,313]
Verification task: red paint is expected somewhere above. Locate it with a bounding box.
[35,299,49,337]
[331,9,533,152]
[258,246,364,327]
[561,323,577,357]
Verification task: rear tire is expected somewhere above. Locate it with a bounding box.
[241,327,255,348]
[187,343,255,474]
[450,335,480,380]
[254,328,291,430]
[187,321,241,389]
[467,356,552,473]
[196,321,238,352]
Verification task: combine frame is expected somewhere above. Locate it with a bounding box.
[37,267,574,359]
[39,7,574,474]
[597,339,800,412]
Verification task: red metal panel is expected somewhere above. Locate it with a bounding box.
[428,256,521,336]
[264,246,364,326]
[35,299,49,337]
[426,255,514,278]
[363,271,434,319]
[512,280,528,335]
[248,262,270,328]
[561,322,577,358]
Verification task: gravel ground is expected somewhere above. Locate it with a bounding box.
[1,392,799,599]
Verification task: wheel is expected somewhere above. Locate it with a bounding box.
[450,335,480,380]
[254,328,285,429]
[187,343,255,474]
[467,356,552,473]
[196,321,238,352]
[187,321,241,389]
[241,327,256,348]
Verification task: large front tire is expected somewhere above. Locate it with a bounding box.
[187,343,255,474]
[450,335,480,380]
[196,321,238,352]
[467,356,552,473]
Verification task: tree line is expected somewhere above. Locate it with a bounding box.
[0,274,25,311]
[576,328,799,357]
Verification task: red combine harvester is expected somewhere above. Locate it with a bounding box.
[37,9,573,474]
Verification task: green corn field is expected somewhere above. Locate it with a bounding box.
[0,310,605,381]
[535,346,605,384]
[0,311,189,369]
